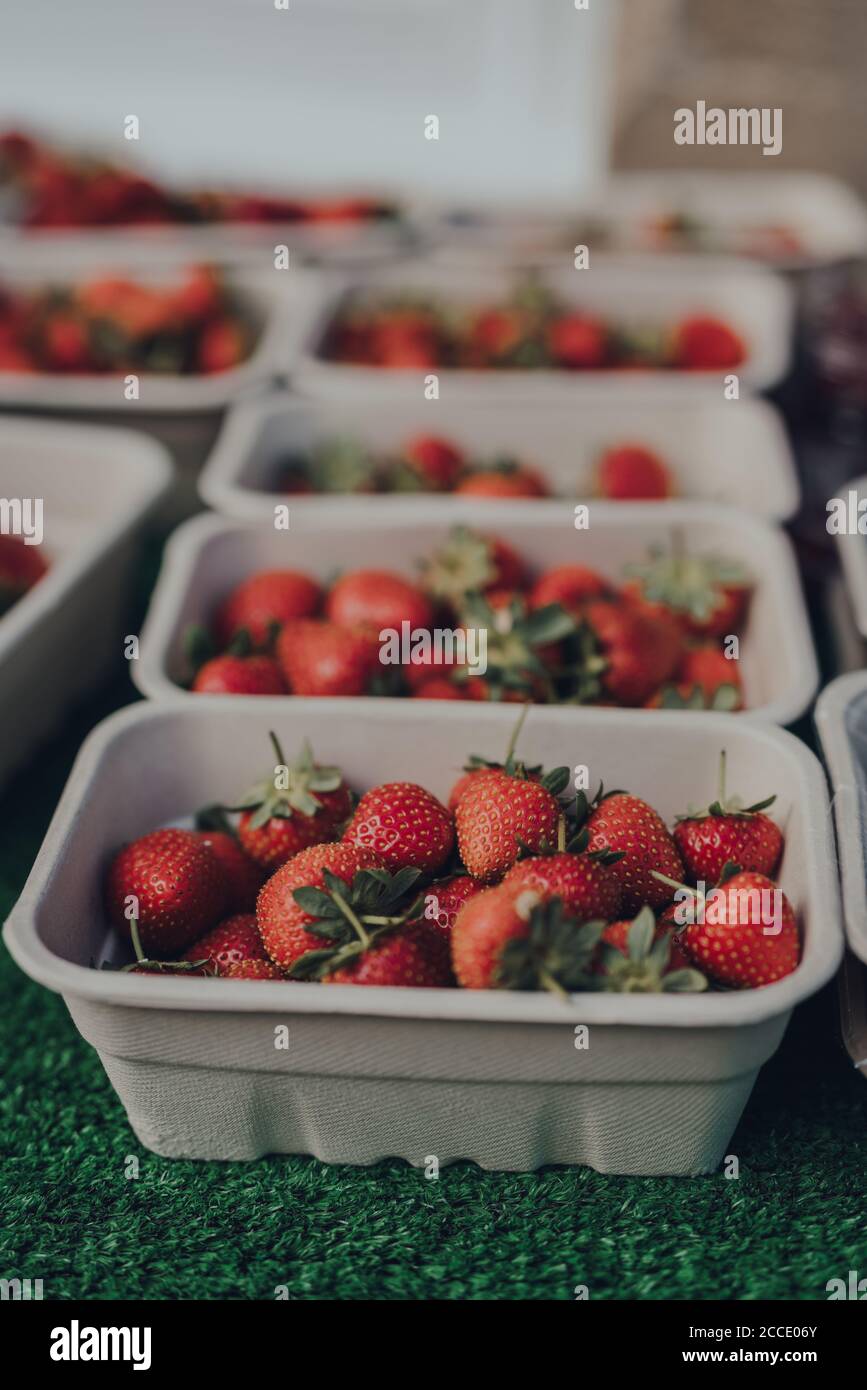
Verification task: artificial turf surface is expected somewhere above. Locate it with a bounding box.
[1,678,866,1301]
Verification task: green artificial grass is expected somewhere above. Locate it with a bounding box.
[1,682,866,1301]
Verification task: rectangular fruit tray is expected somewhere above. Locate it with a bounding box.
[2,700,842,1174]
[833,473,867,639]
[0,414,171,788]
[133,506,818,726]
[415,172,867,270]
[199,389,800,523]
[293,255,794,397]
[815,670,867,966]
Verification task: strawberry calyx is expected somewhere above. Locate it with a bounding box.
[675,750,776,824]
[419,526,499,604]
[459,705,568,791]
[653,683,740,712]
[624,537,748,624]
[571,782,628,833]
[289,866,424,980]
[184,622,254,674]
[110,917,216,976]
[515,817,624,864]
[453,592,575,701]
[494,892,604,997]
[226,732,345,830]
[598,906,707,994]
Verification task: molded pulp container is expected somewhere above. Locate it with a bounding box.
[2,700,842,1174]
[133,507,819,727]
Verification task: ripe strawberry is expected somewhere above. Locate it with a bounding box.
[182,913,266,972]
[0,533,48,615]
[41,313,92,371]
[676,644,743,708]
[596,445,672,501]
[546,314,609,369]
[401,434,464,490]
[422,874,485,938]
[451,885,603,992]
[215,569,322,649]
[672,752,783,884]
[276,618,379,697]
[420,527,527,607]
[196,316,248,373]
[502,850,622,921]
[454,463,548,498]
[623,546,751,640]
[581,599,682,706]
[194,827,264,911]
[468,307,526,361]
[191,654,287,695]
[233,734,351,872]
[601,909,691,973]
[448,766,506,813]
[344,782,454,875]
[679,871,799,987]
[325,569,433,633]
[223,958,285,980]
[596,907,705,991]
[673,315,745,371]
[324,921,453,987]
[411,677,464,700]
[257,842,385,970]
[528,565,610,617]
[456,769,563,883]
[106,827,227,953]
[584,792,684,914]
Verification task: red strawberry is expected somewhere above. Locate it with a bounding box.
[191,653,287,695]
[324,921,453,987]
[326,569,433,633]
[257,842,384,970]
[468,307,526,361]
[196,316,248,373]
[451,885,602,991]
[276,618,379,697]
[448,766,508,813]
[528,565,609,617]
[679,871,799,987]
[582,599,682,706]
[223,958,285,980]
[676,644,743,707]
[401,435,464,490]
[502,850,622,921]
[194,829,264,911]
[601,910,691,974]
[41,313,92,371]
[343,782,454,875]
[106,827,227,953]
[673,315,745,371]
[585,792,684,914]
[182,913,266,972]
[596,906,704,990]
[0,533,47,615]
[420,527,527,607]
[411,677,464,700]
[672,752,783,885]
[454,464,548,499]
[623,546,751,640]
[546,314,609,369]
[596,445,672,501]
[422,874,485,938]
[215,569,322,649]
[456,770,562,882]
[234,734,351,872]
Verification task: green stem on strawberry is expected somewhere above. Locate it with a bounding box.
[129,916,146,963]
[330,888,372,949]
[538,965,569,1001]
[504,702,531,765]
[269,729,288,770]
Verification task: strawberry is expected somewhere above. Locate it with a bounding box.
[411,677,464,700]
[454,591,574,703]
[215,570,322,649]
[343,782,454,875]
[467,307,527,361]
[456,765,567,883]
[448,766,506,813]
[502,847,622,922]
[596,445,672,501]
[420,526,527,607]
[193,824,264,911]
[257,843,386,970]
[0,533,47,616]
[673,315,745,371]
[231,734,351,872]
[672,751,783,884]
[676,644,743,708]
[596,907,705,991]
[644,682,742,712]
[323,921,453,987]
[325,569,433,633]
[223,958,286,980]
[191,654,287,695]
[196,316,248,373]
[447,704,542,812]
[105,827,227,953]
[451,885,603,992]
[181,913,266,972]
[583,791,684,914]
[40,313,92,371]
[276,618,379,697]
[624,545,751,639]
[579,599,682,706]
[546,314,609,369]
[454,462,548,498]
[422,874,485,938]
[400,434,464,490]
[675,870,799,987]
[528,565,610,617]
